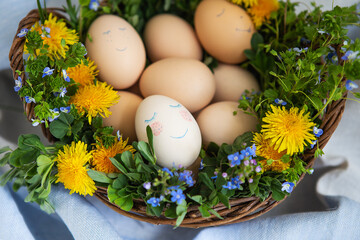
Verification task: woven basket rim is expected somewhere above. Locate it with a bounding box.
[8,6,348,228]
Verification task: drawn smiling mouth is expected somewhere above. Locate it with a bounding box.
[170,128,188,139]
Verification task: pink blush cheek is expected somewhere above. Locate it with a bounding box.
[179,110,192,122]
[150,121,163,136]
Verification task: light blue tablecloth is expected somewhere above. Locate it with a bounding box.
[1,0,360,239]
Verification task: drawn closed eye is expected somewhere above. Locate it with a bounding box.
[169,104,181,108]
[145,112,157,123]
[103,30,111,35]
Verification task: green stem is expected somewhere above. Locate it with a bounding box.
[79,7,84,42]
[311,80,342,121]
[342,97,360,104]
[296,91,317,109]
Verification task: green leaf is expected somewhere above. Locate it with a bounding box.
[136,141,155,165]
[233,132,253,149]
[0,168,17,186]
[251,32,264,51]
[114,196,134,211]
[0,152,11,167]
[148,204,164,217]
[25,190,35,202]
[176,200,187,215]
[110,157,128,174]
[146,125,155,155]
[264,89,279,100]
[91,116,103,129]
[314,148,324,158]
[121,151,134,169]
[198,205,211,218]
[38,182,51,199]
[10,148,40,167]
[271,179,286,201]
[187,195,203,204]
[107,185,118,203]
[0,146,11,155]
[49,113,74,138]
[281,154,291,164]
[40,200,55,214]
[164,205,177,218]
[209,209,223,219]
[112,174,128,189]
[37,155,53,175]
[174,211,186,228]
[126,173,141,181]
[309,96,323,110]
[198,172,215,190]
[215,176,226,190]
[71,121,84,136]
[88,169,113,184]
[18,134,46,152]
[249,175,260,194]
[217,192,230,209]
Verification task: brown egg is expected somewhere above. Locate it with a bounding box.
[194,0,255,64]
[86,15,146,89]
[144,14,203,62]
[103,91,143,142]
[196,101,258,146]
[139,58,216,113]
[213,63,259,102]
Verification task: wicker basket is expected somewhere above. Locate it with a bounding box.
[9,7,347,228]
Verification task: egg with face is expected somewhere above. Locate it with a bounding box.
[85,15,146,89]
[135,95,202,168]
[194,0,255,64]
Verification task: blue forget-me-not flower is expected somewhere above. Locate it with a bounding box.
[313,127,323,137]
[17,28,28,38]
[25,96,36,104]
[89,0,100,11]
[170,189,185,204]
[275,98,287,105]
[310,140,317,149]
[62,69,70,82]
[147,197,161,207]
[60,106,71,113]
[228,152,243,167]
[14,76,22,92]
[346,80,359,91]
[143,182,151,190]
[42,67,54,78]
[341,50,359,61]
[281,182,295,193]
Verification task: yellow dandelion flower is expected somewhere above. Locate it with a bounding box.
[254,132,285,160]
[29,13,78,59]
[67,58,99,85]
[254,132,290,172]
[247,0,279,28]
[261,105,316,155]
[259,159,290,172]
[55,141,96,196]
[92,137,135,173]
[254,133,290,172]
[70,82,119,124]
[230,0,258,7]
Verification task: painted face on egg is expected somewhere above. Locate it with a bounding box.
[214,7,253,35]
[101,27,129,53]
[135,95,202,168]
[85,15,146,89]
